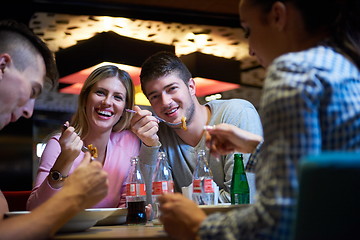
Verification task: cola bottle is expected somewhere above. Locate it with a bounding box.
[125,156,147,225]
[192,149,215,205]
[152,151,174,220]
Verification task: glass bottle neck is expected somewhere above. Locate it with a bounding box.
[234,154,245,174]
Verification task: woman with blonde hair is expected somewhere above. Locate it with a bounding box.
[28,65,140,209]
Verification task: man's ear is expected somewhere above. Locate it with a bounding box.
[0,54,11,77]
[270,1,287,31]
[188,78,197,96]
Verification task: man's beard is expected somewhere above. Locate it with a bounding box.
[184,100,195,126]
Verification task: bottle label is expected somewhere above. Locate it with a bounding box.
[126,183,146,196]
[193,179,202,193]
[232,193,250,204]
[204,179,214,193]
[192,179,214,193]
[152,181,174,194]
[168,180,174,193]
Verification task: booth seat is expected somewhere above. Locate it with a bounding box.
[2,190,32,211]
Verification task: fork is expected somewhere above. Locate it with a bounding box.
[62,123,95,159]
[125,109,183,128]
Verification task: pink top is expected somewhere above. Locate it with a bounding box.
[27,130,140,210]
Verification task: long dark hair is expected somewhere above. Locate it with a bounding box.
[250,0,360,69]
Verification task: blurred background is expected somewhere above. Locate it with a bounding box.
[1,0,265,190]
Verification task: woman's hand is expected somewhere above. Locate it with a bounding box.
[58,121,83,163]
[48,122,84,189]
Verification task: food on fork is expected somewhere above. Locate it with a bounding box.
[181,116,187,131]
[87,144,98,158]
[62,122,98,158]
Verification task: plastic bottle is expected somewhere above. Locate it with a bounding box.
[125,156,147,225]
[152,151,174,220]
[230,153,250,204]
[192,149,215,205]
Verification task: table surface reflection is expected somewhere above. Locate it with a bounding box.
[53,223,170,240]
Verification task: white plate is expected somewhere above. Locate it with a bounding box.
[95,207,127,226]
[5,208,117,233]
[199,204,250,215]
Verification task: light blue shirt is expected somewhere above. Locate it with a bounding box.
[140,99,263,204]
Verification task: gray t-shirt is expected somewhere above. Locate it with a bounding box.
[140,99,263,203]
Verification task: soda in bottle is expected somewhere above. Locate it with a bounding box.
[192,149,215,205]
[230,153,250,204]
[152,152,174,219]
[125,156,147,225]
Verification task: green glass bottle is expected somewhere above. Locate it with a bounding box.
[231,153,250,204]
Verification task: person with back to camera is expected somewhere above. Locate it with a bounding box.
[0,19,108,240]
[129,51,263,205]
[157,0,360,239]
[27,65,143,210]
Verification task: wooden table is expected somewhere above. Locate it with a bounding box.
[53,223,170,240]
[52,204,249,239]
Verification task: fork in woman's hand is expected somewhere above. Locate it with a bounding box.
[62,122,96,160]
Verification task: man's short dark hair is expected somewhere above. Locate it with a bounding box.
[0,19,59,89]
[140,51,192,95]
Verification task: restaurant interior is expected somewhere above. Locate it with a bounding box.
[0,0,265,192]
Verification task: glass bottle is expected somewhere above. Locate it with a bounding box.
[192,149,215,205]
[152,152,174,220]
[125,156,147,225]
[230,153,250,204]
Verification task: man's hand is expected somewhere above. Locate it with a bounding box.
[158,193,207,240]
[129,105,160,147]
[62,152,109,209]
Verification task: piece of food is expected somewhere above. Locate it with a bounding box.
[87,144,98,158]
[181,116,187,130]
